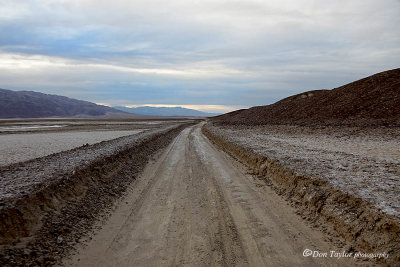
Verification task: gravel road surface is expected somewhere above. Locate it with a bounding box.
[66,123,352,266]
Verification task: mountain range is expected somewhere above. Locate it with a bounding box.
[0,89,130,119]
[114,106,220,117]
[0,88,220,119]
[4,68,397,121]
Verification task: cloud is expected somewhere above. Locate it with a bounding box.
[0,0,399,111]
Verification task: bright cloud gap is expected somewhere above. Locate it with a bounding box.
[123,104,245,113]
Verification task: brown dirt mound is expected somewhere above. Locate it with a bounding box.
[215,68,400,126]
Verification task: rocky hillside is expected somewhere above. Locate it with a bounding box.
[214,68,400,126]
[0,89,128,118]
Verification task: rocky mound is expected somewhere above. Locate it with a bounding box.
[215,68,400,126]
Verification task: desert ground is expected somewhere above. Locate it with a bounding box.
[0,119,179,166]
[0,119,398,266]
[65,123,353,266]
[205,123,400,217]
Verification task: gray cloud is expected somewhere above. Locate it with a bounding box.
[0,0,399,111]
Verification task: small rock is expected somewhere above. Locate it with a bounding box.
[57,236,63,244]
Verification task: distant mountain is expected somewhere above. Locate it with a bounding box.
[114,106,220,117]
[0,88,131,119]
[214,68,400,126]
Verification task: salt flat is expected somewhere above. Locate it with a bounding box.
[206,123,400,217]
[0,130,143,166]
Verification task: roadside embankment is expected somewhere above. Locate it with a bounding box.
[0,122,193,266]
[203,123,400,265]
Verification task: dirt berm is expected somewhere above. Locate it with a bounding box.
[0,123,193,266]
[203,125,400,265]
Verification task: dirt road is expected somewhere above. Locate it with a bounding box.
[67,123,351,266]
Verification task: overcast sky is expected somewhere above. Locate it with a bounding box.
[0,0,399,113]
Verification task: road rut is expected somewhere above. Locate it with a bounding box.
[67,123,351,266]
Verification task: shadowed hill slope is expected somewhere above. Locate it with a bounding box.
[214,68,400,126]
[0,89,130,118]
